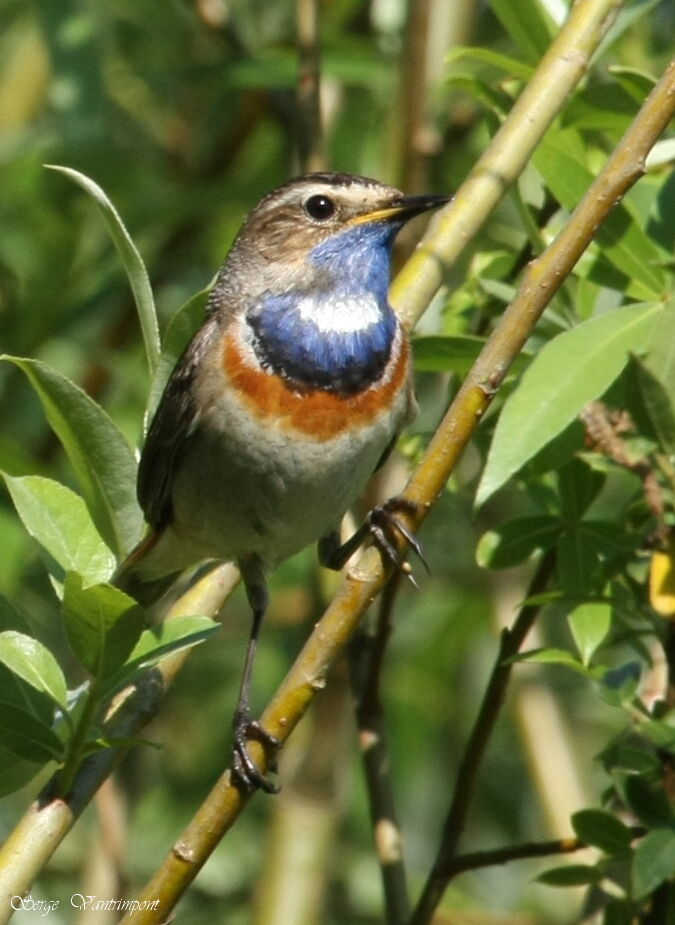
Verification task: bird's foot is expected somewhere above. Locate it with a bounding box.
[366,497,429,586]
[231,711,280,794]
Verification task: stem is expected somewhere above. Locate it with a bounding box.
[296,0,324,173]
[409,552,556,924]
[57,680,101,798]
[351,572,410,925]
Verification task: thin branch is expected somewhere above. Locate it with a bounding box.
[409,551,556,924]
[350,571,411,925]
[296,0,324,173]
[448,836,586,877]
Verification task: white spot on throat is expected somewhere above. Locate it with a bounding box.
[296,292,383,334]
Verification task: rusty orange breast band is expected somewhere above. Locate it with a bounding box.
[222,328,409,442]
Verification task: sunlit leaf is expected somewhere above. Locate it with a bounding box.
[3,474,115,587]
[1,357,143,558]
[476,302,661,506]
[0,630,68,708]
[46,165,161,378]
[63,573,145,680]
[568,602,611,666]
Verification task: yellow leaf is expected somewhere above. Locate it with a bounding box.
[650,539,675,618]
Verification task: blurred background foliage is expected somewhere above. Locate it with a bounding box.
[0,0,674,923]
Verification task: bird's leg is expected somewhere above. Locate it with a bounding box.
[318,497,429,583]
[231,559,280,794]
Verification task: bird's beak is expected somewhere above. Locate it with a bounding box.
[349,193,450,226]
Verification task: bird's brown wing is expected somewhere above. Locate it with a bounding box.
[137,318,219,531]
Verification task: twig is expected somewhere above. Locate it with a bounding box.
[350,571,411,925]
[409,551,556,924]
[448,836,586,876]
[296,0,324,173]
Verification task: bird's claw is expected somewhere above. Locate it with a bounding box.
[366,497,429,585]
[231,713,280,794]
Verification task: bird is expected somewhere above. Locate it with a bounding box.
[115,172,448,791]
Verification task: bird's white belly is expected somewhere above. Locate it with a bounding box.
[165,385,406,571]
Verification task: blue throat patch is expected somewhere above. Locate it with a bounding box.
[247,223,400,394]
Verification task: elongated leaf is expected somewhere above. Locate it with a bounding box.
[2,356,143,558]
[627,355,675,456]
[63,573,145,680]
[101,616,219,698]
[476,302,662,505]
[0,701,64,763]
[489,0,555,62]
[46,165,161,377]
[537,864,601,887]
[446,45,534,81]
[413,335,485,374]
[0,631,67,708]
[645,291,675,398]
[3,474,116,586]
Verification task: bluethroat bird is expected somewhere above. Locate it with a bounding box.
[116,172,447,790]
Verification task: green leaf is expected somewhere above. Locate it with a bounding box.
[640,718,675,750]
[624,776,674,828]
[626,355,675,456]
[476,302,662,505]
[0,631,68,709]
[2,356,143,558]
[602,899,636,925]
[46,165,161,378]
[537,864,601,887]
[633,827,675,899]
[63,573,145,680]
[0,593,31,635]
[0,701,64,763]
[413,335,485,374]
[3,474,116,586]
[518,648,585,671]
[571,809,633,854]
[568,602,612,666]
[489,0,555,63]
[609,65,657,104]
[413,335,530,377]
[645,292,675,404]
[476,516,561,568]
[0,746,43,798]
[446,45,534,81]
[557,459,605,521]
[101,616,219,698]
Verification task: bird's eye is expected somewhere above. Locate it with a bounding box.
[304,194,336,221]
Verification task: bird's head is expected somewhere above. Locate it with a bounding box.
[235,173,448,288]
